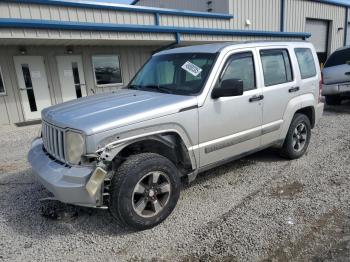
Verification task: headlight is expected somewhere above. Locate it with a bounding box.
[66,131,85,165]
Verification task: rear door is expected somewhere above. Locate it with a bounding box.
[256,46,299,146]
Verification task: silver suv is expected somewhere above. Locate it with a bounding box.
[322,46,350,105]
[28,41,324,230]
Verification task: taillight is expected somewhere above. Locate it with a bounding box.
[319,73,323,103]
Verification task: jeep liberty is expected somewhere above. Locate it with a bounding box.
[28,41,324,230]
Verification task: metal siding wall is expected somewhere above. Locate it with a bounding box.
[0,2,231,39]
[135,0,229,13]
[0,45,155,124]
[229,0,280,31]
[135,0,208,12]
[160,15,230,29]
[0,2,155,26]
[285,0,345,53]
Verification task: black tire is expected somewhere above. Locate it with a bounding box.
[109,153,180,230]
[325,95,342,105]
[280,113,311,160]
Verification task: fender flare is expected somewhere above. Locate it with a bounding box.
[97,127,198,170]
[279,93,316,141]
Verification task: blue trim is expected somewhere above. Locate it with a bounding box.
[345,7,349,46]
[11,0,233,19]
[280,0,285,32]
[312,0,350,8]
[155,12,160,26]
[0,18,311,38]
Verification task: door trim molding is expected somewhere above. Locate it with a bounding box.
[190,120,283,154]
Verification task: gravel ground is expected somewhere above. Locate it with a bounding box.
[0,101,350,262]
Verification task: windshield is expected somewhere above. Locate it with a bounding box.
[128,53,217,95]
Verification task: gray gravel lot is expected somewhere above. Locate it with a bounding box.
[0,101,350,261]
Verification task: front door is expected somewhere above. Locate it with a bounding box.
[13,56,52,120]
[56,55,87,102]
[198,49,263,167]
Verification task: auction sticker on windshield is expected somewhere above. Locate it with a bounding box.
[181,61,202,77]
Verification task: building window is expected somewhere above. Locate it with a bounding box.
[92,55,122,86]
[260,49,293,86]
[0,66,6,95]
[294,48,317,79]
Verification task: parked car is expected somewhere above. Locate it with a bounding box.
[322,46,350,105]
[28,41,324,230]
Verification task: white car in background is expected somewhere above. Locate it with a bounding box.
[322,46,350,105]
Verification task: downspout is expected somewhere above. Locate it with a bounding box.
[280,0,285,32]
[344,7,348,46]
[152,32,181,54]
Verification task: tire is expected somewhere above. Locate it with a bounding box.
[109,153,180,230]
[279,113,311,160]
[325,95,342,105]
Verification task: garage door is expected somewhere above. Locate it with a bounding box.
[305,19,329,53]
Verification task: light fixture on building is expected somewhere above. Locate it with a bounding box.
[207,1,212,12]
[338,27,344,32]
[66,46,74,54]
[19,47,27,55]
[245,19,251,27]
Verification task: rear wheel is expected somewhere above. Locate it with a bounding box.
[109,153,180,230]
[280,113,311,159]
[325,95,342,105]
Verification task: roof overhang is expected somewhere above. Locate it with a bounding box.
[0,18,311,39]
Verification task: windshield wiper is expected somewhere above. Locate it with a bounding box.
[140,85,173,94]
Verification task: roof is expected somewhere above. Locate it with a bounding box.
[155,40,313,55]
[15,0,233,19]
[155,42,238,55]
[132,0,350,8]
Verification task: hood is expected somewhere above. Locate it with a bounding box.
[42,89,197,135]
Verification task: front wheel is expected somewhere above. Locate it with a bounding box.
[109,153,180,230]
[279,113,311,159]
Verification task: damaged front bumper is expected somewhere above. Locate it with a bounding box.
[28,138,105,207]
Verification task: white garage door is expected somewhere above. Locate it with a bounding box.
[305,19,329,53]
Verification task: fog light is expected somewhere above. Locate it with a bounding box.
[86,167,107,197]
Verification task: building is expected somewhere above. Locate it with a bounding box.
[0,0,348,125]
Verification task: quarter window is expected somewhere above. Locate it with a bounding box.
[260,49,293,86]
[295,48,317,79]
[0,66,5,95]
[92,55,122,86]
[220,52,256,92]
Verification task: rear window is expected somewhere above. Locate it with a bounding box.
[324,48,350,68]
[260,49,293,86]
[295,48,317,79]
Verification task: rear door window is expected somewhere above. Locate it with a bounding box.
[294,48,317,79]
[324,48,350,68]
[260,49,293,86]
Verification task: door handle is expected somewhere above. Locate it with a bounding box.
[19,87,33,91]
[249,95,264,102]
[288,86,300,93]
[345,72,350,76]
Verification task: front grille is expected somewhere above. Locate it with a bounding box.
[42,121,66,163]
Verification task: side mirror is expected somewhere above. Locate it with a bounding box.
[211,78,244,99]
